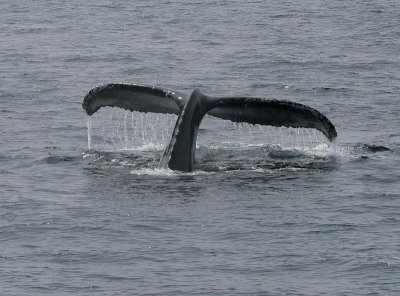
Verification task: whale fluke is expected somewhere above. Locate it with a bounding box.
[83,83,337,171]
[82,83,187,116]
[208,97,337,142]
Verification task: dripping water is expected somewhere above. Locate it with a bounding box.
[85,109,333,158]
[331,138,338,156]
[227,121,330,151]
[86,115,92,150]
[86,108,177,151]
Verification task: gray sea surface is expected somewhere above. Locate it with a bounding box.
[1,1,400,295]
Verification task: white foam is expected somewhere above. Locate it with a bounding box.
[122,143,166,152]
[130,167,213,176]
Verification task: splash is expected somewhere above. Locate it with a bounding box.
[130,167,175,176]
[130,167,213,176]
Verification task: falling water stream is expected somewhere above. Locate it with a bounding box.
[85,107,336,169]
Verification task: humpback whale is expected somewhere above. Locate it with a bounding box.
[82,83,337,172]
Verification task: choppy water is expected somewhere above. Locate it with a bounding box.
[1,1,400,295]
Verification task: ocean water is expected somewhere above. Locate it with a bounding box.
[1,1,400,295]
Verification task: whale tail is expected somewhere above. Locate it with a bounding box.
[83,83,337,171]
[82,83,187,116]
